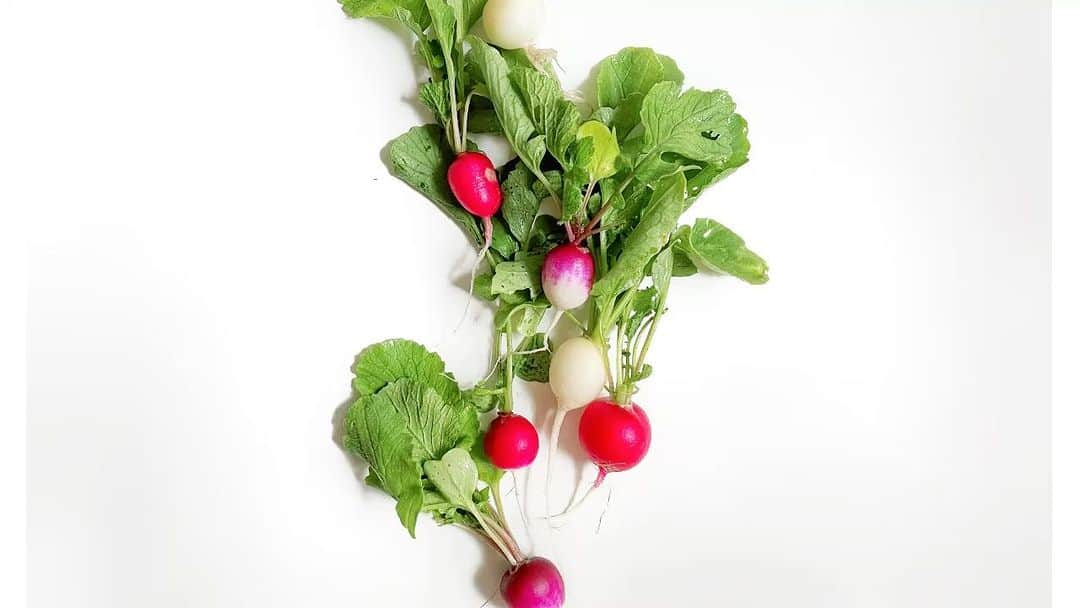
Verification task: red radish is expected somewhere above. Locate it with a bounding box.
[578,398,651,473]
[448,151,502,217]
[447,150,502,323]
[552,398,651,520]
[541,243,594,311]
[500,556,565,608]
[484,412,540,470]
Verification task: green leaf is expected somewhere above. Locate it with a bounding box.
[596,47,684,109]
[635,82,738,180]
[419,80,451,125]
[494,300,548,336]
[560,137,594,222]
[352,339,457,401]
[652,245,674,297]
[671,245,698,277]
[576,121,619,181]
[509,68,581,168]
[489,216,519,259]
[677,218,769,284]
[684,113,751,205]
[466,37,546,174]
[595,48,683,139]
[501,163,541,242]
[387,125,484,247]
[344,389,425,536]
[471,437,504,490]
[514,333,551,382]
[592,172,687,299]
[490,257,541,296]
[624,287,657,340]
[339,0,431,28]
[425,0,460,98]
[422,447,480,510]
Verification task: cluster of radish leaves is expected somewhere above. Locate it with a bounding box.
[338,0,768,600]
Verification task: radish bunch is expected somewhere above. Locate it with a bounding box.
[337,1,769,605]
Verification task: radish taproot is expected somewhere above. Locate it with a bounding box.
[552,398,651,519]
[544,337,606,517]
[484,412,540,470]
[501,556,565,608]
[482,0,545,51]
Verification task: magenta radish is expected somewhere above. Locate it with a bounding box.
[544,337,605,517]
[541,243,594,312]
[484,412,540,470]
[552,398,651,519]
[447,151,502,245]
[500,556,565,608]
[446,150,503,323]
[578,399,651,473]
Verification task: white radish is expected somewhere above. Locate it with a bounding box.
[544,336,606,518]
[482,0,545,50]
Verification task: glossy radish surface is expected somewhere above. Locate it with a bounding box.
[484,412,540,470]
[447,151,502,218]
[501,556,565,608]
[483,0,545,50]
[541,243,594,311]
[578,399,651,473]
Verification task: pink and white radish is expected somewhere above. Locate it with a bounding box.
[544,336,606,517]
[541,243,594,311]
[501,556,565,608]
[482,0,545,51]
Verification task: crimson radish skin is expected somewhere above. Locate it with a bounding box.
[541,243,594,311]
[447,151,502,219]
[500,557,565,608]
[578,399,652,473]
[484,412,540,470]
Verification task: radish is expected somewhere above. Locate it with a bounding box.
[552,398,651,519]
[544,337,605,517]
[482,0,545,51]
[447,150,503,321]
[500,556,565,608]
[541,243,594,312]
[578,399,651,473]
[484,412,540,470]
[447,150,503,248]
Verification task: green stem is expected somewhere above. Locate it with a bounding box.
[501,332,514,413]
[633,290,668,377]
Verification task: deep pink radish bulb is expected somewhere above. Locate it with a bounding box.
[578,398,652,473]
[484,412,540,470]
[501,557,565,608]
[447,151,502,218]
[541,243,594,311]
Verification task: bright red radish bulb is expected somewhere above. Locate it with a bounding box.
[578,398,651,473]
[501,557,565,608]
[541,243,594,311]
[447,151,502,218]
[484,412,540,470]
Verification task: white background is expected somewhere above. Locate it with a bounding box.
[10,1,1052,607]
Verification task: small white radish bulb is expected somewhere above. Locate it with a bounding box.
[548,337,605,408]
[544,336,606,517]
[482,0,545,50]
